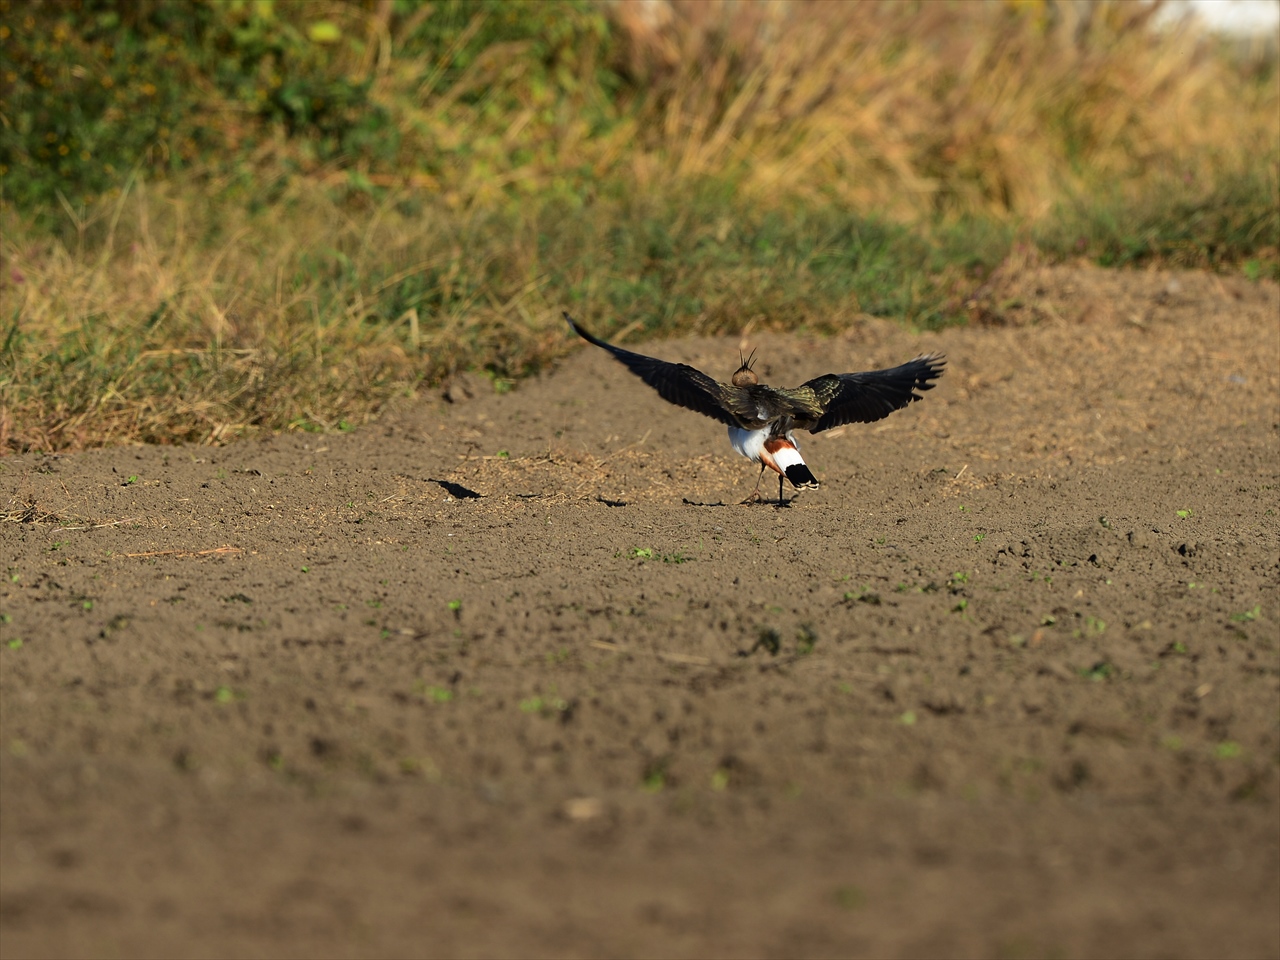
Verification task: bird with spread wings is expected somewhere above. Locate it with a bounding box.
[565,313,945,504]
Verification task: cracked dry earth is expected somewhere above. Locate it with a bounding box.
[1,263,1278,959]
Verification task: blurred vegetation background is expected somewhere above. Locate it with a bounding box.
[2,0,1277,451]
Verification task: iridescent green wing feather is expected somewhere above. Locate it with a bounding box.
[802,354,946,433]
[767,386,826,425]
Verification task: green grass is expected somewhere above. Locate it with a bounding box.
[1,0,1276,452]
[1035,165,1279,273]
[6,180,999,450]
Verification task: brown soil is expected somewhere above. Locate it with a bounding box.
[2,263,1278,959]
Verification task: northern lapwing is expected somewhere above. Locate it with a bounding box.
[565,313,945,504]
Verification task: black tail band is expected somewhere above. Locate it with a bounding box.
[785,464,820,489]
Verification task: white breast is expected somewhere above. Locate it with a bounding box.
[728,425,768,462]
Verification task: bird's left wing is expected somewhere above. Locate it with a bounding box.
[801,354,946,433]
[565,313,751,428]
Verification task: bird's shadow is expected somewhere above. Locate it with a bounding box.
[431,479,483,499]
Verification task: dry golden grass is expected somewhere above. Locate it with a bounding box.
[2,177,567,450]
[606,0,1277,217]
[2,0,1276,453]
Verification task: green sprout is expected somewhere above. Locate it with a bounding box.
[642,758,668,793]
[1080,662,1115,681]
[419,685,452,703]
[796,625,818,655]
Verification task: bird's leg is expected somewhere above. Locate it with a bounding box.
[777,473,786,507]
[740,463,766,505]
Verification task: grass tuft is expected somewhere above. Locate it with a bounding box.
[1,0,1276,451]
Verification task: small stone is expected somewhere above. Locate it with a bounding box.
[563,797,603,821]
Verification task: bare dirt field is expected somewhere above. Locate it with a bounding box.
[2,263,1278,959]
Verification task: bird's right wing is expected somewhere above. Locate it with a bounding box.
[802,354,946,433]
[565,313,752,428]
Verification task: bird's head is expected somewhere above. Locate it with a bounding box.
[731,348,759,387]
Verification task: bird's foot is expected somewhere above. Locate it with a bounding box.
[739,491,763,505]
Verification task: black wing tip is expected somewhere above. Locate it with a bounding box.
[564,312,611,350]
[909,352,947,391]
[912,351,947,369]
